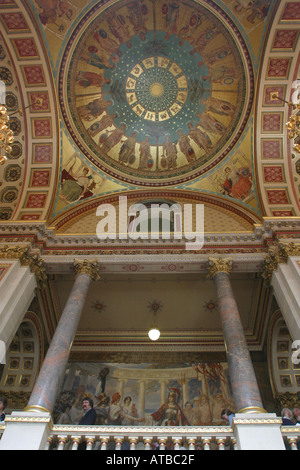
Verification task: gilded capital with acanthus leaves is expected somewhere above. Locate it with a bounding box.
[74,259,101,281]
[207,257,233,279]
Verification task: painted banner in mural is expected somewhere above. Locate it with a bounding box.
[54,362,234,426]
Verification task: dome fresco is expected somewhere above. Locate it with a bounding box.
[59,0,253,186]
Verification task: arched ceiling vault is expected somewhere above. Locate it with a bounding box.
[0,0,299,232]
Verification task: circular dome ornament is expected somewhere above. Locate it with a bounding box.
[59,0,254,186]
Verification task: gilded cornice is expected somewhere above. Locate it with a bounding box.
[263,242,300,281]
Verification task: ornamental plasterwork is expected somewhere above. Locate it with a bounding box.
[0,244,47,288]
[263,242,300,281]
[74,259,101,281]
[207,257,233,279]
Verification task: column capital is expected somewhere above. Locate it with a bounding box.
[0,245,47,288]
[263,242,300,281]
[74,259,101,281]
[207,257,233,279]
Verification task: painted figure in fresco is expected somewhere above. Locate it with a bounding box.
[99,124,126,153]
[126,1,148,40]
[93,29,121,58]
[163,135,178,170]
[81,47,115,71]
[222,166,252,200]
[177,130,196,163]
[88,113,118,138]
[106,12,132,48]
[151,388,189,426]
[76,71,110,88]
[197,394,212,425]
[119,132,138,164]
[212,393,227,425]
[162,1,180,39]
[77,98,112,122]
[108,392,144,425]
[202,97,236,117]
[190,24,221,55]
[200,45,233,67]
[36,0,73,26]
[121,396,144,425]
[234,0,271,24]
[178,11,203,46]
[187,123,212,153]
[138,137,152,170]
[60,166,94,203]
[202,64,237,85]
[94,393,110,425]
[196,112,226,135]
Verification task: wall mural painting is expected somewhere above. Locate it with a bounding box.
[54,362,235,426]
[59,0,254,185]
[59,153,105,204]
[208,150,253,202]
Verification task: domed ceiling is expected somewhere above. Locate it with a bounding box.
[0,0,299,230]
[59,0,253,186]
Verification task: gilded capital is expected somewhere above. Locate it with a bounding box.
[0,245,47,288]
[207,257,233,279]
[22,253,48,289]
[263,242,300,281]
[74,259,101,281]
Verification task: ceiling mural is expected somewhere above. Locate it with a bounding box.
[59,0,253,186]
[0,0,299,228]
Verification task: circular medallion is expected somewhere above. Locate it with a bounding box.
[59,0,254,186]
[126,57,188,121]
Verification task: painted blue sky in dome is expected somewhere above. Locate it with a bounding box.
[102,31,210,146]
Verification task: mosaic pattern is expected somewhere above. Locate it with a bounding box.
[60,0,253,186]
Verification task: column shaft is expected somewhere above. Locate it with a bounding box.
[26,272,92,413]
[213,271,265,413]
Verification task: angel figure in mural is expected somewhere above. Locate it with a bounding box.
[36,0,73,26]
[151,388,189,426]
[233,0,271,24]
[222,166,253,200]
[60,158,96,203]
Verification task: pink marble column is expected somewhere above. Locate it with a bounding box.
[208,258,266,414]
[25,260,100,414]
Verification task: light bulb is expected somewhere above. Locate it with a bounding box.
[148,327,160,341]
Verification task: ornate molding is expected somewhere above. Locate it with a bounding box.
[263,242,300,281]
[275,391,300,410]
[207,257,233,279]
[0,245,47,288]
[74,259,101,281]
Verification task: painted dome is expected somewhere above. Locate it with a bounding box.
[59,0,254,186]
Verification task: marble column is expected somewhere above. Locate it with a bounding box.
[208,258,266,414]
[25,259,100,414]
